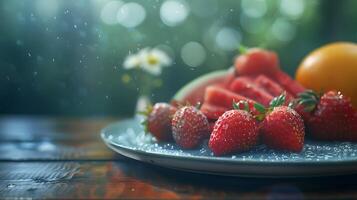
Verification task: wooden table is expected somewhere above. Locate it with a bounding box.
[0,116,356,199]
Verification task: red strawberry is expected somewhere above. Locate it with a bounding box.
[209,121,216,134]
[303,91,357,141]
[234,48,279,76]
[144,103,177,141]
[229,77,274,106]
[260,106,305,152]
[209,109,259,156]
[293,103,313,123]
[172,106,210,149]
[200,103,228,120]
[204,86,257,111]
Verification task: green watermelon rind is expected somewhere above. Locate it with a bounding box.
[172,70,228,101]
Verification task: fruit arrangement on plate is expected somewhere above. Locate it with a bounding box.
[141,43,357,156]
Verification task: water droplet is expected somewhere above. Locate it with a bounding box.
[73,24,77,29]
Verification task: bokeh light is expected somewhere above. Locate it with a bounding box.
[160,0,189,27]
[181,41,206,67]
[100,0,123,25]
[280,0,305,19]
[36,0,59,18]
[215,27,241,51]
[240,13,266,34]
[117,2,146,28]
[241,0,267,18]
[271,18,296,42]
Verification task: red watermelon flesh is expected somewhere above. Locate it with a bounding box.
[200,103,228,120]
[270,70,305,97]
[204,86,258,112]
[254,74,294,103]
[229,77,273,106]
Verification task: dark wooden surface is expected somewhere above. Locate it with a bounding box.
[1,116,357,199]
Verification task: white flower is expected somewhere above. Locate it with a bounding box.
[123,54,141,69]
[123,47,172,76]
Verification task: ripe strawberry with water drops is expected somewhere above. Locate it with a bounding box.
[143,103,177,141]
[209,103,259,156]
[260,106,305,152]
[297,90,357,141]
[172,106,210,149]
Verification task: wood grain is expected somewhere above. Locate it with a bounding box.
[0,117,356,199]
[0,141,120,161]
[1,161,357,199]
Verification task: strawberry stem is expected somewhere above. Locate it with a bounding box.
[269,92,286,108]
[295,89,320,112]
[238,44,249,54]
[254,103,266,114]
[232,100,250,112]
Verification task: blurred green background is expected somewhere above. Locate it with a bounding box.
[0,0,356,117]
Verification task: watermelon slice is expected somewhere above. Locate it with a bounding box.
[254,74,294,102]
[204,86,257,110]
[200,103,228,120]
[172,70,229,105]
[271,71,305,97]
[229,77,273,106]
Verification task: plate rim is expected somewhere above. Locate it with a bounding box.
[101,119,357,167]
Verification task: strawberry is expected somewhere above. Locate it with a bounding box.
[293,103,313,123]
[297,90,357,141]
[209,108,259,156]
[260,106,305,152]
[234,47,279,76]
[229,77,274,106]
[200,103,228,120]
[142,103,177,141]
[248,93,305,152]
[172,106,210,149]
[204,86,257,111]
[209,121,216,134]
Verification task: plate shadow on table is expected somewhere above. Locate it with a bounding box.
[111,158,357,199]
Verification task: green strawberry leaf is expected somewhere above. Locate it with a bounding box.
[269,92,286,108]
[233,100,250,112]
[232,101,240,110]
[254,103,266,114]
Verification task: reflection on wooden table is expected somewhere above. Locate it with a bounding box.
[0,116,356,199]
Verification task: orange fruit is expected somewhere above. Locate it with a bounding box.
[296,42,357,107]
